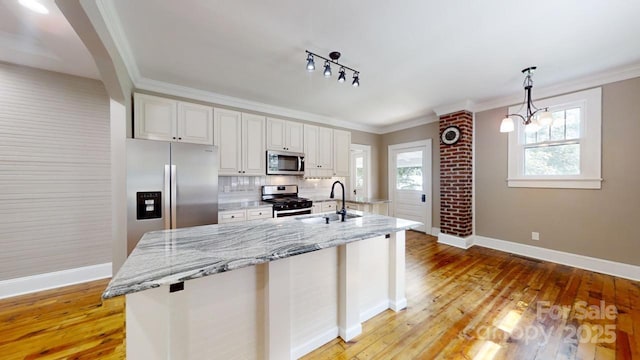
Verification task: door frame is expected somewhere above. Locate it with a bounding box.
[388,139,432,232]
[349,144,371,198]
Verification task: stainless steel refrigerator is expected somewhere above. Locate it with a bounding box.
[126,139,218,253]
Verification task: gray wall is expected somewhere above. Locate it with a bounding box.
[0,62,111,279]
[380,122,441,228]
[475,76,640,266]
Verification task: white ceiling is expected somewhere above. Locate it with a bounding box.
[0,0,99,79]
[3,0,640,131]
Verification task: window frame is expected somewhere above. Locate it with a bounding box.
[506,87,602,189]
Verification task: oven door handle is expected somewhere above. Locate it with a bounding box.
[274,208,312,215]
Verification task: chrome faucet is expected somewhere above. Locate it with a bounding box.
[330,180,347,222]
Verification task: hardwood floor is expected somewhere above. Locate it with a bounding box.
[302,232,639,360]
[1,232,638,359]
[0,279,124,359]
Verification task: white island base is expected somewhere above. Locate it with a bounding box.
[126,231,407,360]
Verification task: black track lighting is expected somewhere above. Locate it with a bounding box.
[305,50,360,87]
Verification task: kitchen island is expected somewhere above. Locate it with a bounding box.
[104,212,421,360]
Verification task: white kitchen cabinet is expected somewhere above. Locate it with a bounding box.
[214,109,266,176]
[242,113,267,175]
[218,210,246,224]
[304,124,333,178]
[333,129,351,177]
[246,207,272,220]
[266,118,304,153]
[311,203,321,214]
[345,202,389,215]
[134,93,213,145]
[321,201,337,212]
[219,206,272,223]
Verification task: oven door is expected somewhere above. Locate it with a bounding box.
[273,208,312,218]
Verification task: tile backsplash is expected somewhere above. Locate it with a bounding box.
[218,176,346,203]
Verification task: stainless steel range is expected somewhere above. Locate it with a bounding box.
[261,185,313,218]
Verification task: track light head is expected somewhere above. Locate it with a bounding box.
[337,67,346,83]
[306,53,315,71]
[352,72,360,87]
[323,61,332,77]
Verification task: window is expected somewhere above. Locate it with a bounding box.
[507,87,602,189]
[395,150,423,190]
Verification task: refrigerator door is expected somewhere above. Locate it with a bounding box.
[170,142,218,228]
[126,139,170,254]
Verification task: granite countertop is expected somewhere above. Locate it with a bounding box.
[311,197,390,204]
[102,213,421,299]
[218,201,271,211]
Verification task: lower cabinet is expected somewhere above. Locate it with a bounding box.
[345,202,389,216]
[218,207,272,224]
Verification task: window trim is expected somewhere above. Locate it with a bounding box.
[506,87,602,189]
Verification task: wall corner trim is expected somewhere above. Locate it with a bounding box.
[474,236,640,282]
[0,263,113,300]
[437,233,475,249]
[431,227,441,237]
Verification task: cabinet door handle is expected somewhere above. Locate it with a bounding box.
[231,215,235,218]
[421,194,426,202]
[178,137,182,140]
[172,137,176,140]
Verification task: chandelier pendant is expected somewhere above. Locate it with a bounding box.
[500,67,553,133]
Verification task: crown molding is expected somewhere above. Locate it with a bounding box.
[94,0,140,83]
[377,114,439,134]
[136,76,381,134]
[474,62,640,113]
[433,100,476,117]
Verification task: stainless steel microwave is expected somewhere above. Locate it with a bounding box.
[266,150,305,175]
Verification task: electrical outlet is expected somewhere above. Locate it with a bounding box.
[531,232,540,241]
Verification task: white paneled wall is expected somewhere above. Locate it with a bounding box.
[0,63,111,280]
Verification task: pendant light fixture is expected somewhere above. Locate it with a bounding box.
[500,67,553,133]
[305,50,360,87]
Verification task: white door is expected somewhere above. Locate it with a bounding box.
[389,140,432,233]
[350,144,370,198]
[333,129,351,177]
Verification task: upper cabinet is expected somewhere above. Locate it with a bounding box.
[333,129,351,177]
[304,124,333,178]
[134,93,213,145]
[266,117,303,153]
[214,109,266,176]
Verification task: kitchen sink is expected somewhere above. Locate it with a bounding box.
[296,212,362,224]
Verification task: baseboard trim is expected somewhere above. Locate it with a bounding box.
[360,300,391,323]
[339,323,363,342]
[0,263,112,300]
[291,326,339,359]
[437,233,474,249]
[430,227,440,236]
[389,298,408,312]
[475,236,640,282]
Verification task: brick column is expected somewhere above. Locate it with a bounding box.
[439,110,473,238]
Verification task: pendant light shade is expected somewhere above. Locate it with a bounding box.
[537,111,553,127]
[352,72,360,87]
[499,117,515,133]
